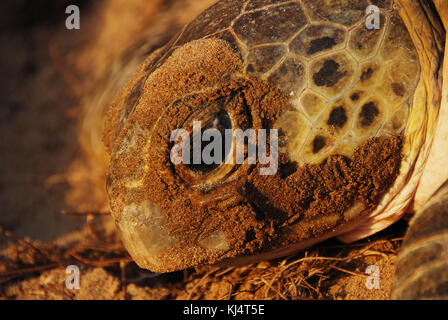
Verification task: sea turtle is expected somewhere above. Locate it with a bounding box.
[84,0,447,299]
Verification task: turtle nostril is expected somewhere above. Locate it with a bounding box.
[187,110,233,174]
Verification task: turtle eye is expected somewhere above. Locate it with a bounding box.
[186,110,233,174]
[173,108,237,187]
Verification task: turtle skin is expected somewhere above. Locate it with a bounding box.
[102,0,444,276]
[391,0,448,299]
[392,180,448,299]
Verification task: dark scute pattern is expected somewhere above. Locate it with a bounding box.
[359,102,379,127]
[313,59,346,87]
[327,106,347,128]
[350,92,360,101]
[312,136,326,153]
[308,37,337,54]
[290,24,345,57]
[234,2,308,46]
[360,67,374,81]
[391,83,405,97]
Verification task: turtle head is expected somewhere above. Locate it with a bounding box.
[104,39,296,271]
[102,0,442,272]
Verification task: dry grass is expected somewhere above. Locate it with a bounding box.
[0,215,406,300]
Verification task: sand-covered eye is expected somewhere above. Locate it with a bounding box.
[173,107,236,186]
[185,110,233,174]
